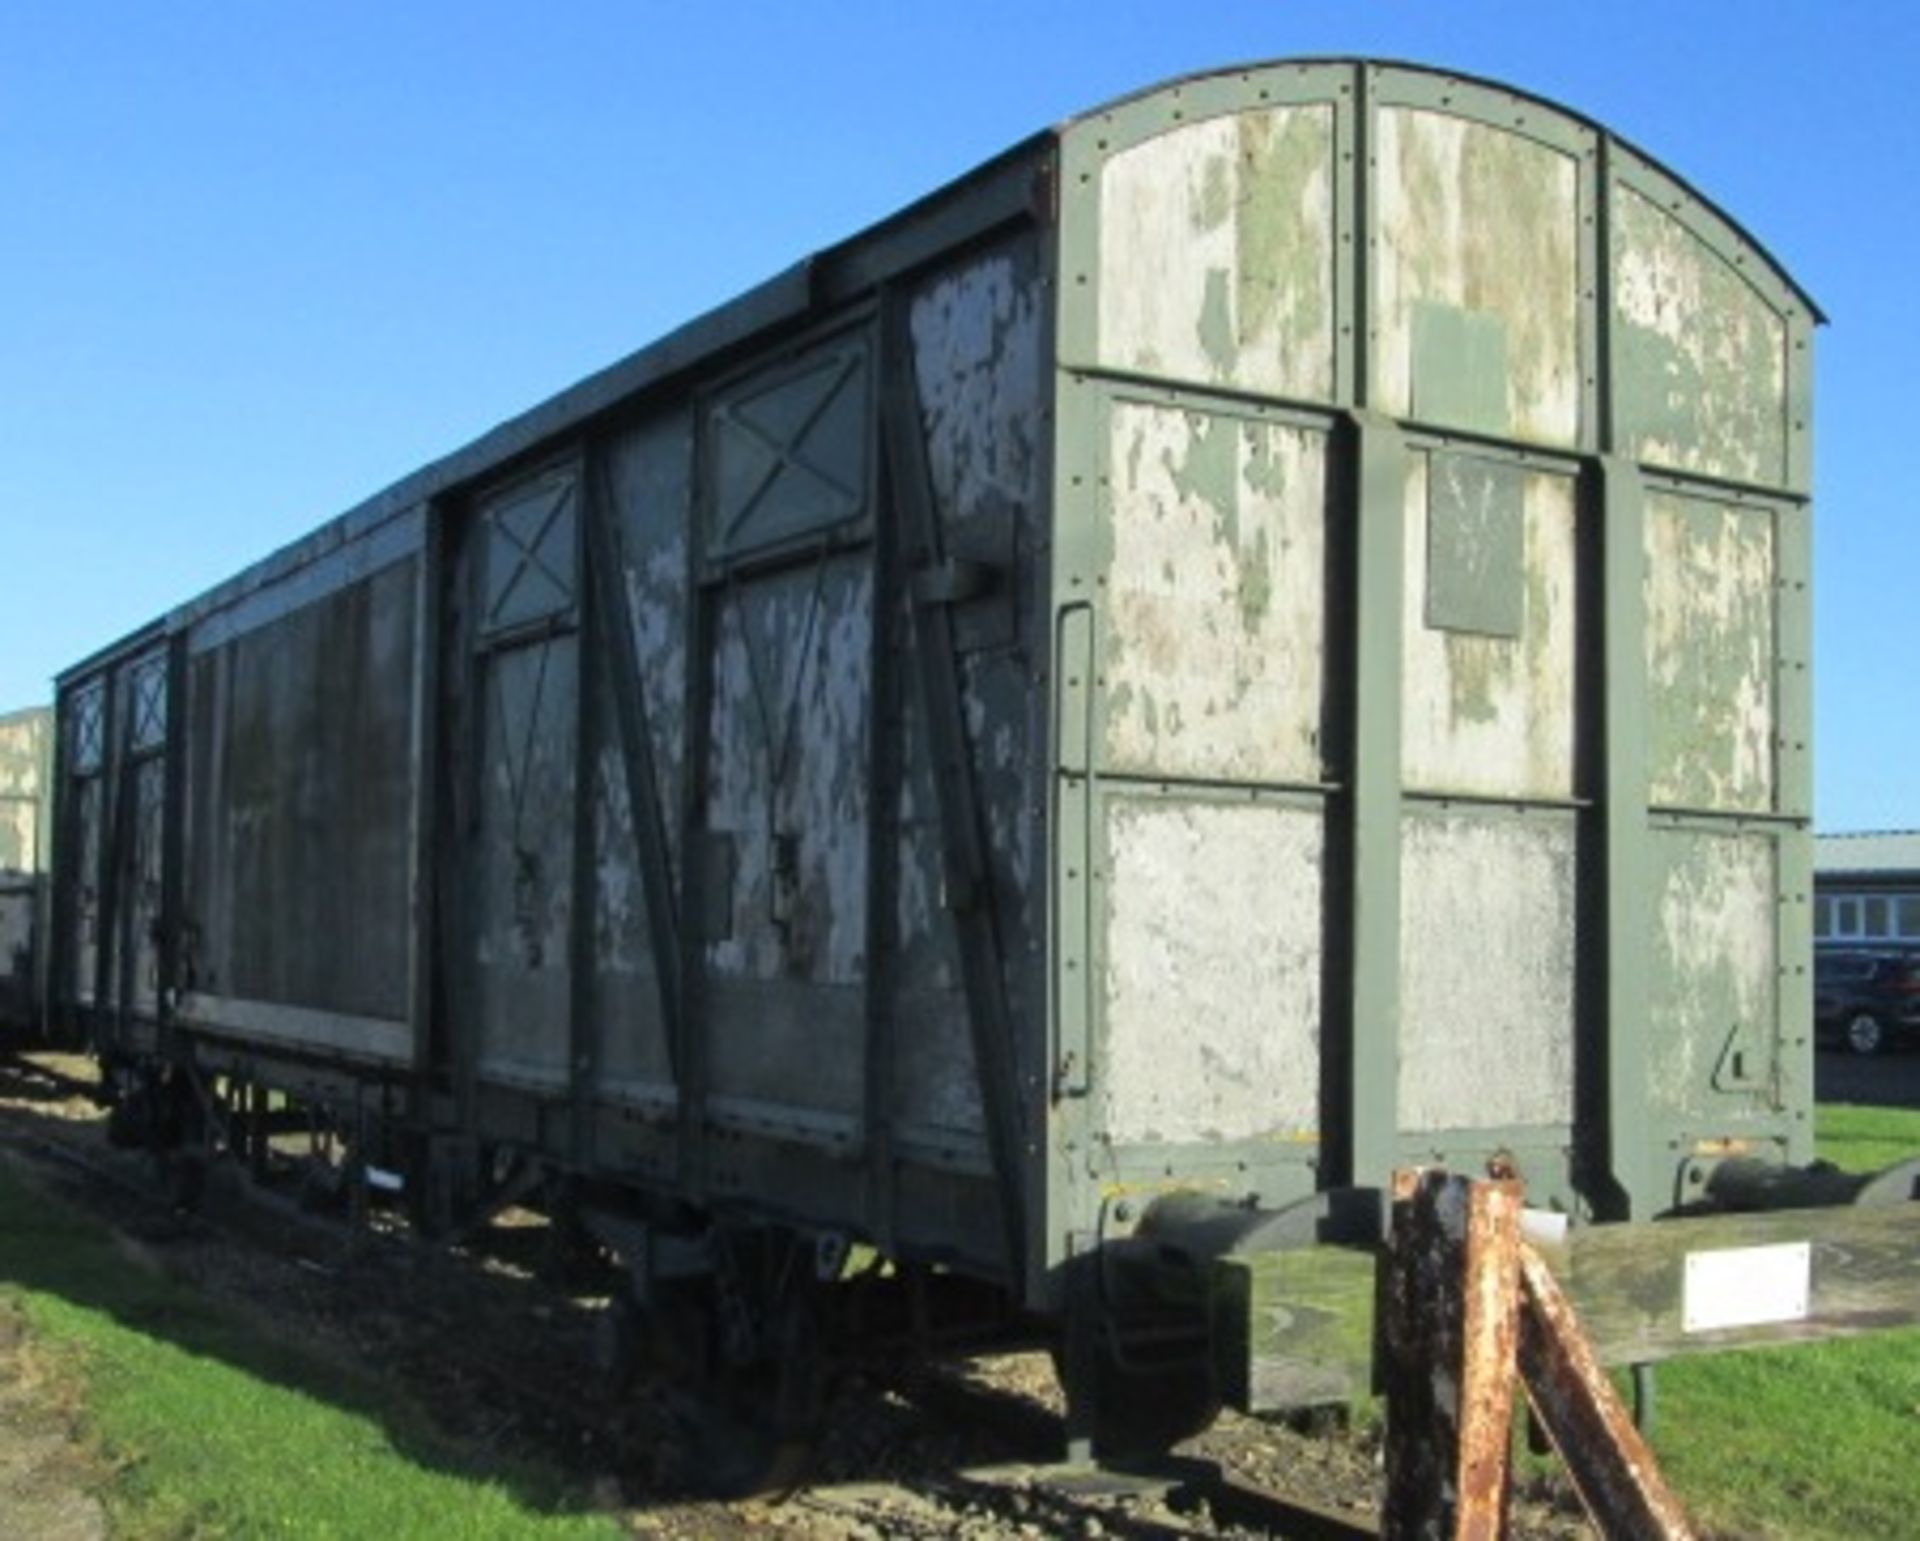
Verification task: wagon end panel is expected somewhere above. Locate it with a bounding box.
[1048,61,1815,1267]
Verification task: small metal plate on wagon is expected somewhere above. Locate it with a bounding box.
[1682,1242,1811,1334]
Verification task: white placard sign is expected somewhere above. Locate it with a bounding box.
[1682,1242,1812,1334]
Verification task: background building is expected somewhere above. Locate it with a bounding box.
[1815,831,1920,947]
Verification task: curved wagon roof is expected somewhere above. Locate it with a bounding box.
[1068,57,1820,323]
[63,55,1817,682]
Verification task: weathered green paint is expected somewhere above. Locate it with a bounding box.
[1645,489,1776,814]
[1647,828,1779,1121]
[1347,410,1407,1189]
[0,707,53,1032]
[1398,808,1577,1133]
[1100,794,1323,1145]
[1097,105,1336,403]
[1424,452,1525,640]
[1410,301,1510,437]
[1600,457,1654,1217]
[1058,62,1814,1242]
[1100,400,1327,784]
[1403,453,1577,799]
[708,343,872,558]
[0,708,51,875]
[1614,187,1788,487]
[1375,105,1582,445]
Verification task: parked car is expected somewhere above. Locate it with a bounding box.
[1815,949,1920,1055]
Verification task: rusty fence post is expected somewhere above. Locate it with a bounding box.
[1382,1169,1698,1541]
[1382,1169,1524,1541]
[1517,1243,1696,1540]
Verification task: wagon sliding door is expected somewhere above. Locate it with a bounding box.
[694,330,874,1148]
[461,464,583,1095]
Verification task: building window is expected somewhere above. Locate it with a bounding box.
[1815,896,1834,938]
[1865,897,1891,938]
[1834,897,1863,938]
[1900,897,1920,939]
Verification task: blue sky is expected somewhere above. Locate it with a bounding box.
[3,3,1914,830]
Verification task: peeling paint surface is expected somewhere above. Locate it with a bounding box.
[1101,798,1322,1145]
[0,710,48,873]
[703,552,871,1113]
[1402,455,1576,799]
[0,707,43,1026]
[473,634,577,1086]
[1646,492,1775,812]
[70,778,100,1005]
[705,557,871,987]
[1398,812,1576,1132]
[125,758,164,1014]
[610,413,692,877]
[1615,189,1787,486]
[595,413,694,1098]
[1104,403,1327,784]
[1099,108,1335,401]
[700,322,877,1120]
[592,716,669,1090]
[911,251,1043,530]
[1649,831,1777,1116]
[892,242,1048,1140]
[1375,109,1579,445]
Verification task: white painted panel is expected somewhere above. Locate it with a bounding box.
[1375,108,1580,445]
[1615,187,1788,486]
[1649,830,1778,1117]
[1099,108,1335,401]
[1646,492,1776,813]
[1683,1243,1810,1333]
[1401,457,1577,799]
[1399,812,1576,1132]
[1102,798,1322,1145]
[1104,403,1327,784]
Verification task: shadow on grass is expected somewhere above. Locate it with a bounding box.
[0,1094,627,1532]
[0,1074,1088,1534]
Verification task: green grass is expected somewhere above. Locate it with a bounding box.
[1813,1100,1920,1176]
[1648,1102,1920,1540]
[0,1160,624,1540]
[5,1106,1920,1539]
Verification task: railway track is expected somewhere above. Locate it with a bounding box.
[0,1050,1413,1538]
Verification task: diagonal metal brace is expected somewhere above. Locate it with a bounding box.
[878,295,1027,1288]
[1517,1242,1696,1540]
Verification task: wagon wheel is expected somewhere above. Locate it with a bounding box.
[668,1286,823,1499]
[1055,1329,1223,1461]
[1089,1342,1222,1460]
[618,1227,830,1498]
[122,1066,209,1212]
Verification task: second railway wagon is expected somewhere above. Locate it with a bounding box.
[0,706,52,1036]
[48,57,1920,1476]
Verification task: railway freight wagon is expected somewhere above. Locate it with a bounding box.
[0,707,53,1038]
[48,58,1920,1480]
